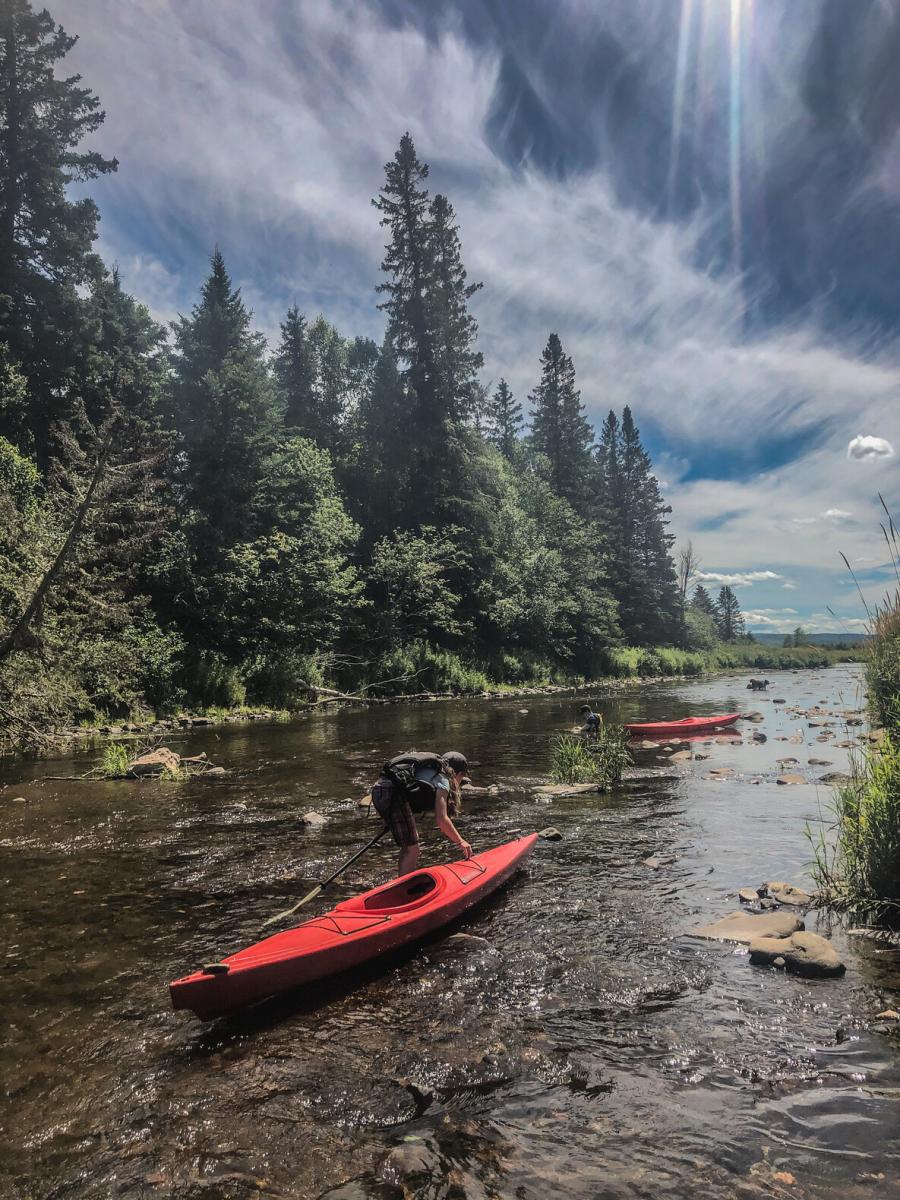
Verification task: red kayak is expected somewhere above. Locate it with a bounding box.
[625,712,742,738]
[170,834,538,1020]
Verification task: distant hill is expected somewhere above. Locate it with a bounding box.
[750,632,868,646]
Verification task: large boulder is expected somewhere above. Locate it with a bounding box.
[128,748,180,776]
[690,910,803,943]
[749,931,845,977]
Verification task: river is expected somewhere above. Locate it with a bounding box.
[2,664,899,1198]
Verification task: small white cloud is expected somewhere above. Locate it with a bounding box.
[791,516,817,525]
[847,435,895,461]
[783,582,797,589]
[695,569,781,587]
[821,508,852,519]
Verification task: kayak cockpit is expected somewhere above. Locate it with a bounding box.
[336,870,446,914]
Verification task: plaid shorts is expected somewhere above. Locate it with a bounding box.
[371,779,419,847]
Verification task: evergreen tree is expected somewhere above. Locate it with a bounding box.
[373,135,484,524]
[529,333,593,511]
[691,583,717,619]
[303,314,348,457]
[485,378,523,459]
[170,249,278,555]
[715,585,745,641]
[428,192,483,424]
[0,0,117,450]
[596,406,679,643]
[373,133,433,435]
[273,305,314,432]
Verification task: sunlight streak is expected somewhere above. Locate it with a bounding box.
[667,0,696,211]
[729,0,744,273]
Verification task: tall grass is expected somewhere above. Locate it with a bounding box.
[810,497,900,928]
[550,727,631,791]
[101,743,131,778]
[810,733,900,927]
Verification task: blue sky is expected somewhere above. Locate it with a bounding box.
[56,0,899,634]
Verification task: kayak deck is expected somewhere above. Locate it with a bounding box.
[170,833,537,1020]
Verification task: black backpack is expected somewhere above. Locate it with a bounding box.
[383,751,445,814]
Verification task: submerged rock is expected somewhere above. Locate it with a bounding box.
[749,931,845,977]
[538,826,563,841]
[776,773,807,785]
[690,910,803,943]
[300,811,327,826]
[643,854,677,869]
[738,888,759,904]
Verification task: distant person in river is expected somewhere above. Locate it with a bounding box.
[579,705,603,736]
[370,750,473,875]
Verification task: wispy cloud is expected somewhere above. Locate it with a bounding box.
[696,570,782,587]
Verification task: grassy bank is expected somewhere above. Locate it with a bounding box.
[0,637,864,758]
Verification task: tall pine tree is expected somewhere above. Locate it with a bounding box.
[0,0,117,451]
[485,379,523,459]
[169,249,278,569]
[715,585,744,641]
[529,333,593,512]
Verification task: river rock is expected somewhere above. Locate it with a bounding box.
[534,782,598,797]
[205,766,227,777]
[690,910,803,943]
[750,731,767,743]
[744,712,765,723]
[738,888,759,904]
[749,931,845,977]
[776,757,799,764]
[767,883,814,907]
[877,1009,900,1020]
[643,854,676,869]
[300,810,327,826]
[538,826,563,841]
[819,772,851,784]
[776,774,806,785]
[808,758,832,766]
[128,748,180,776]
[773,698,786,704]
[670,750,692,761]
[357,793,373,807]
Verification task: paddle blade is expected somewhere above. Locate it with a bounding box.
[262,882,323,928]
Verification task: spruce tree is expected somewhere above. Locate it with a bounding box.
[715,585,745,641]
[0,0,117,450]
[274,305,314,432]
[529,333,593,511]
[428,192,483,424]
[485,379,523,459]
[691,584,717,619]
[170,249,278,564]
[596,406,679,643]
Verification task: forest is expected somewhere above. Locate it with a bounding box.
[0,1,839,749]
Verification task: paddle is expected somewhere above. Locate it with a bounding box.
[261,824,390,928]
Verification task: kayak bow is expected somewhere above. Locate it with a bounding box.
[170,833,538,1019]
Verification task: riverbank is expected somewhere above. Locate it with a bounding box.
[1,641,865,760]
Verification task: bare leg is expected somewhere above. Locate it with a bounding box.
[398,844,420,876]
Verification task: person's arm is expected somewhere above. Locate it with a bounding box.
[434,789,472,858]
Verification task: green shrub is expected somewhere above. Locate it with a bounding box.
[186,653,247,709]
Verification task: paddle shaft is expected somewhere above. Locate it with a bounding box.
[262,824,390,927]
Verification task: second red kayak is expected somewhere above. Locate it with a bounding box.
[625,712,742,738]
[170,833,538,1020]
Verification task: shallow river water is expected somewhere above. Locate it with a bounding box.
[2,665,899,1199]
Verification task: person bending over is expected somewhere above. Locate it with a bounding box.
[371,750,472,875]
